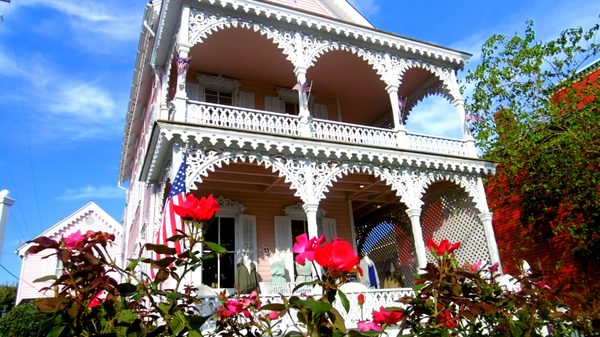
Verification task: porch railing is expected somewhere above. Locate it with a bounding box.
[196,287,414,330]
[184,101,475,157]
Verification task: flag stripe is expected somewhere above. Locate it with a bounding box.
[152,156,187,277]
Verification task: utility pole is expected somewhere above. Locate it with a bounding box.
[0,190,15,262]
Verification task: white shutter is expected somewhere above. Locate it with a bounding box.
[236,215,257,263]
[321,218,337,241]
[186,83,200,101]
[238,91,255,109]
[265,96,282,113]
[274,216,293,282]
[313,103,328,119]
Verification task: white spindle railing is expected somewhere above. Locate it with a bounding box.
[184,101,475,158]
[311,118,397,147]
[196,287,413,331]
[186,101,301,137]
[407,133,471,157]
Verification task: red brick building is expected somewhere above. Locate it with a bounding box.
[487,59,600,289]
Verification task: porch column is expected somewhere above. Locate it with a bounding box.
[479,212,502,272]
[303,203,322,278]
[406,208,427,271]
[386,84,403,131]
[295,67,312,137]
[173,45,191,121]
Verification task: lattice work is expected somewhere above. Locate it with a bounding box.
[356,209,417,287]
[421,189,490,265]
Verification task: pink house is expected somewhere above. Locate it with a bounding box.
[15,201,123,304]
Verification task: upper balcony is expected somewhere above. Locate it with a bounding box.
[168,100,476,158]
[157,23,476,159]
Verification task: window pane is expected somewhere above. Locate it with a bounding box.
[220,217,235,251]
[220,253,235,288]
[204,218,218,244]
[202,256,218,288]
[285,102,298,115]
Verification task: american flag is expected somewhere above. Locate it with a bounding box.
[155,156,187,260]
[175,55,191,76]
[292,81,312,93]
[465,113,483,123]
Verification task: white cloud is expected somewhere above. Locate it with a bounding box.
[0,47,123,140]
[15,0,140,43]
[59,185,125,201]
[348,0,379,16]
[405,96,462,139]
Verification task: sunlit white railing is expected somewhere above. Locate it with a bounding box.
[311,118,396,147]
[406,133,471,157]
[184,101,475,158]
[197,287,413,330]
[187,100,301,137]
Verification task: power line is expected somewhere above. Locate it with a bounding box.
[4,0,44,236]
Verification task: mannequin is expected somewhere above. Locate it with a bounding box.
[236,254,259,294]
[269,249,287,283]
[295,261,313,283]
[359,254,380,288]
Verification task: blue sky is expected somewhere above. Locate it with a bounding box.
[0,0,597,284]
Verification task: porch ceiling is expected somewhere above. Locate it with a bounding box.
[186,28,441,127]
[196,163,401,220]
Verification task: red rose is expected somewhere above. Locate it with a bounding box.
[357,293,365,306]
[173,194,220,221]
[426,238,460,256]
[372,306,404,325]
[439,310,458,328]
[314,238,362,275]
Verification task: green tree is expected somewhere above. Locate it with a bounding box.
[0,284,16,314]
[0,302,46,337]
[465,20,600,262]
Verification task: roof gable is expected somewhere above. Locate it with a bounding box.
[261,0,372,27]
[16,201,122,256]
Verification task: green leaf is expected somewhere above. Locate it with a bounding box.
[337,289,350,313]
[261,303,287,311]
[303,298,331,316]
[328,307,347,333]
[117,309,139,324]
[204,241,228,254]
[33,274,57,283]
[117,283,137,295]
[145,243,177,255]
[47,324,66,337]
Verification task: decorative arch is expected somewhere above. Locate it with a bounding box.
[318,163,414,206]
[420,180,491,265]
[185,148,305,199]
[416,171,486,214]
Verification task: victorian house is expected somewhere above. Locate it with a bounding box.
[120,0,498,305]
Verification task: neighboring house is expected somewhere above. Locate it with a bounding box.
[119,0,497,306]
[487,60,600,287]
[15,201,123,304]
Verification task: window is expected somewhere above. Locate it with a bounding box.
[205,89,233,105]
[197,74,239,107]
[284,101,300,115]
[202,216,236,289]
[55,258,63,277]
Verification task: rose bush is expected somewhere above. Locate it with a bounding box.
[24,196,598,336]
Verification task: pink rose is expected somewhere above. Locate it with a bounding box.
[267,311,279,320]
[64,230,84,249]
[292,233,325,265]
[357,320,382,332]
